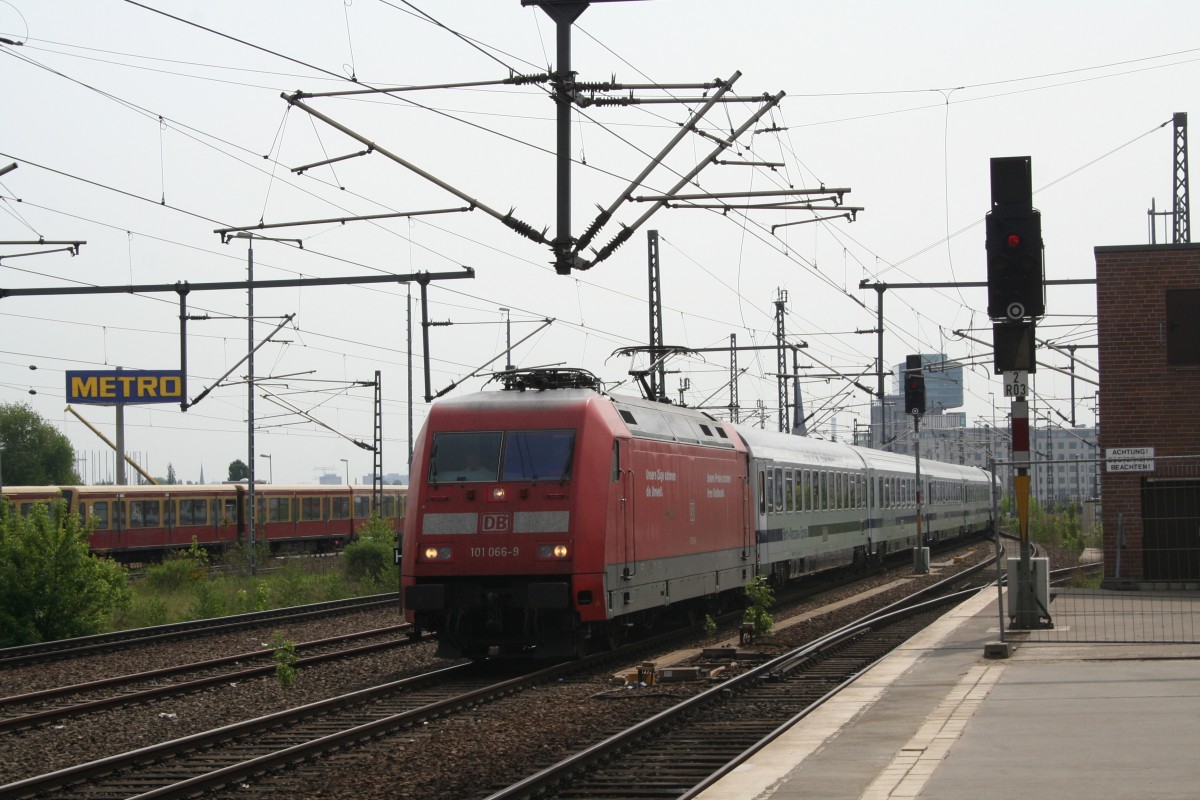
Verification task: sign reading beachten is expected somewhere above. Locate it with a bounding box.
[66,370,185,405]
[1105,446,1155,473]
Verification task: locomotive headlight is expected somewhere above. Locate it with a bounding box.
[489,486,507,502]
[538,544,569,559]
[423,546,452,561]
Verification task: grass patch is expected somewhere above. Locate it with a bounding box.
[108,528,399,633]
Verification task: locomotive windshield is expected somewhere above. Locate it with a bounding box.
[428,430,574,483]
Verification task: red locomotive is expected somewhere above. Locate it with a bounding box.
[402,368,992,658]
[2,483,406,561]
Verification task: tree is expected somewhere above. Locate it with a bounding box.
[166,463,178,485]
[0,403,81,486]
[227,459,250,482]
[0,501,130,646]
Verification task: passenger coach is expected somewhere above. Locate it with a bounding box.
[2,483,406,561]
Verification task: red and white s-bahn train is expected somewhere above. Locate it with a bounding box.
[401,369,993,658]
[3,483,407,562]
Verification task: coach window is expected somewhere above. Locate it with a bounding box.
[765,469,775,513]
[354,495,371,519]
[817,472,826,510]
[301,497,322,521]
[774,467,784,512]
[179,499,207,526]
[758,471,766,514]
[129,499,159,528]
[268,497,289,522]
[331,496,350,520]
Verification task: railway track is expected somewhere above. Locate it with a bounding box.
[0,603,750,799]
[483,557,999,800]
[0,592,400,668]
[0,624,415,733]
[0,541,1002,798]
[0,660,532,800]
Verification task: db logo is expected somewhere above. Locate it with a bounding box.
[482,513,510,533]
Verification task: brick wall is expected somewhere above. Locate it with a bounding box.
[1095,244,1200,584]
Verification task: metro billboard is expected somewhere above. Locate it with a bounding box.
[65,370,185,405]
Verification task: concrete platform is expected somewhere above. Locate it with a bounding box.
[696,587,1200,800]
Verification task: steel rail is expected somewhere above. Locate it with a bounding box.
[0,593,399,667]
[0,626,416,733]
[484,554,999,800]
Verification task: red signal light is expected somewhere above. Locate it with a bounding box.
[1005,232,1022,248]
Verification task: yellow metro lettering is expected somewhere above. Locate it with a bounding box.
[70,376,99,398]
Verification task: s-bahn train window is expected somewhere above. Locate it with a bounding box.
[301,497,322,521]
[429,431,503,482]
[268,497,289,522]
[331,496,350,519]
[179,499,207,526]
[128,500,160,528]
[90,501,110,530]
[501,430,575,482]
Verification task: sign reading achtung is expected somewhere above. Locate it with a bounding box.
[66,370,185,404]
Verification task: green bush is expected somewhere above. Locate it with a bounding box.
[0,500,130,646]
[342,514,397,585]
[275,561,311,607]
[187,579,227,620]
[743,575,775,637]
[144,537,209,590]
[342,539,391,582]
[270,631,298,687]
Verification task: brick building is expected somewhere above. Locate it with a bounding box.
[1095,244,1200,586]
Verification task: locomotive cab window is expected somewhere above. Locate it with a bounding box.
[429,430,575,483]
[502,430,575,482]
[430,431,503,482]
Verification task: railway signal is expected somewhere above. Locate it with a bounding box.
[904,354,926,415]
[986,157,1044,321]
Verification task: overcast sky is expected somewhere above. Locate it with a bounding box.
[2,0,1196,485]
